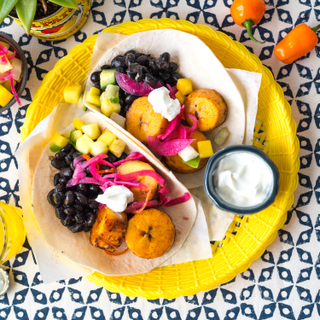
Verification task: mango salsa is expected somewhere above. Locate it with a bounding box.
[64,84,82,104]
[0,85,14,107]
[197,140,214,159]
[176,78,193,96]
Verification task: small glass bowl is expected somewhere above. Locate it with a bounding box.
[203,145,279,215]
[0,32,28,113]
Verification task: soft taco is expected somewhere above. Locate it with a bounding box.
[83,29,245,189]
[32,111,197,276]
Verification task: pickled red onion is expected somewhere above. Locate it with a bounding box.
[163,192,191,207]
[115,72,154,96]
[185,114,198,138]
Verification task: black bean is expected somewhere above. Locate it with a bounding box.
[84,167,92,177]
[70,162,75,171]
[53,173,60,186]
[88,185,100,198]
[116,66,126,73]
[128,62,140,73]
[148,58,158,70]
[62,215,74,227]
[101,64,112,70]
[72,152,82,159]
[83,224,91,232]
[68,223,84,233]
[144,73,157,87]
[60,167,73,178]
[135,66,144,82]
[127,71,136,80]
[75,192,88,205]
[64,207,75,215]
[119,98,125,109]
[47,189,56,206]
[99,165,111,171]
[136,55,148,66]
[125,49,136,56]
[55,151,67,160]
[107,151,118,163]
[111,55,126,68]
[88,199,99,209]
[65,153,73,165]
[125,53,135,66]
[159,71,170,81]
[161,52,170,63]
[86,213,97,227]
[90,71,101,84]
[59,177,68,186]
[75,213,85,224]
[61,144,73,153]
[77,184,88,194]
[168,61,178,73]
[74,203,84,211]
[55,207,65,219]
[172,72,183,81]
[134,52,143,59]
[64,191,75,206]
[51,159,67,169]
[55,184,65,193]
[119,152,128,161]
[53,192,64,207]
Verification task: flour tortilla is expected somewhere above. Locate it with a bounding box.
[83,29,245,188]
[32,112,197,276]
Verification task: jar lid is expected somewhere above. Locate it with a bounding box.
[0,268,9,295]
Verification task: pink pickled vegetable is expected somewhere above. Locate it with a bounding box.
[163,192,191,207]
[185,114,198,138]
[73,155,84,166]
[176,124,187,139]
[126,200,159,213]
[98,203,105,210]
[113,180,142,187]
[147,136,195,156]
[81,154,108,169]
[88,164,105,183]
[0,56,7,64]
[116,170,165,187]
[9,75,21,106]
[115,72,154,96]
[166,84,178,99]
[78,177,101,185]
[113,152,148,166]
[6,51,16,60]
[100,160,116,169]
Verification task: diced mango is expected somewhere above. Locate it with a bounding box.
[63,132,70,139]
[0,85,14,107]
[72,118,85,131]
[90,141,109,157]
[176,78,193,96]
[76,134,94,154]
[82,123,101,140]
[0,55,12,74]
[197,140,214,159]
[97,130,117,146]
[49,133,69,152]
[175,90,186,104]
[109,138,126,158]
[85,87,101,107]
[1,79,16,93]
[64,84,82,104]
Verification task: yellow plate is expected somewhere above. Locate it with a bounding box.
[21,19,299,299]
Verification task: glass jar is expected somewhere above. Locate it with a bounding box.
[0,202,26,264]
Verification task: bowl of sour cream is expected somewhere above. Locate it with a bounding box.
[203,145,279,215]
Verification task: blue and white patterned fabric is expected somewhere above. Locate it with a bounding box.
[1,0,320,319]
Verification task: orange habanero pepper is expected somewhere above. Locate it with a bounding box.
[230,0,266,44]
[274,24,320,64]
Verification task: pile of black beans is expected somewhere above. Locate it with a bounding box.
[90,51,183,117]
[46,143,127,233]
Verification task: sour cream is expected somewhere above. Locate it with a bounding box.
[96,185,134,212]
[148,87,180,121]
[213,152,273,207]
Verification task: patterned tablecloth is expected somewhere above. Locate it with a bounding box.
[0,0,319,319]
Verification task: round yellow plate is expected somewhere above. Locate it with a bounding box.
[22,19,299,299]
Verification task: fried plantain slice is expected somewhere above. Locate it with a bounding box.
[125,208,175,259]
[117,160,159,202]
[90,207,127,252]
[164,129,208,174]
[125,96,168,144]
[184,89,227,131]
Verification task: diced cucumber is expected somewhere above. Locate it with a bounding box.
[97,130,117,146]
[178,145,199,162]
[213,127,230,146]
[100,69,116,90]
[50,133,69,153]
[90,141,109,157]
[101,85,119,100]
[73,118,85,131]
[81,123,101,140]
[70,130,83,147]
[77,93,87,111]
[109,138,126,158]
[182,157,201,169]
[75,134,94,154]
[110,112,126,128]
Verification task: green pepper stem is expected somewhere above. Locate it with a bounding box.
[242,19,266,44]
[312,24,320,33]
